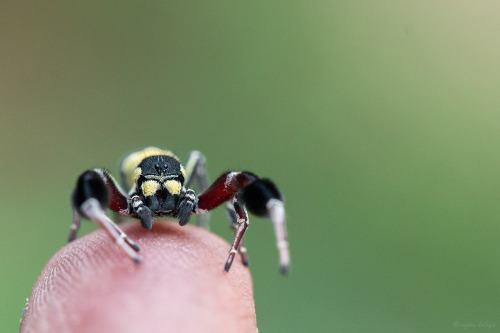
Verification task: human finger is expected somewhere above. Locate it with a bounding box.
[20,221,257,333]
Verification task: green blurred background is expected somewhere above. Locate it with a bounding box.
[2,1,500,332]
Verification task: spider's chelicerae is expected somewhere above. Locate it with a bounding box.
[69,147,289,274]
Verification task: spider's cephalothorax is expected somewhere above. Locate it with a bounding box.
[69,147,289,274]
[117,148,195,229]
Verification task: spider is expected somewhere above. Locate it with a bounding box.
[69,147,289,274]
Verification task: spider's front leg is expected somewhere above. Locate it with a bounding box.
[198,172,290,274]
[70,169,141,263]
[175,189,197,226]
[128,193,153,230]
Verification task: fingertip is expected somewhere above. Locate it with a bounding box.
[20,222,256,333]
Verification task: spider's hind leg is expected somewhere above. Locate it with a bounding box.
[184,150,210,228]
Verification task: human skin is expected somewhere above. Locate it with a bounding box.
[20,222,257,333]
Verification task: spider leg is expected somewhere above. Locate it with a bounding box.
[107,219,140,252]
[224,199,249,272]
[266,198,289,275]
[184,150,210,228]
[176,189,196,226]
[80,199,141,262]
[68,208,82,242]
[197,171,289,274]
[70,169,141,262]
[129,193,153,230]
[226,201,249,266]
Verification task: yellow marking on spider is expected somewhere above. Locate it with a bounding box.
[133,167,142,185]
[141,180,160,197]
[165,180,181,195]
[121,147,179,187]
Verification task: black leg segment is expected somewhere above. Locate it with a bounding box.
[72,170,110,214]
[72,168,128,215]
[239,178,283,217]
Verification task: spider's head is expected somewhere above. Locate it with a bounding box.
[134,155,186,214]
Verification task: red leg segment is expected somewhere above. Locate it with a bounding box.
[94,169,129,213]
[197,172,257,211]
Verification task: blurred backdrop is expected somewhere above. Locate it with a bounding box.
[2,1,500,332]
